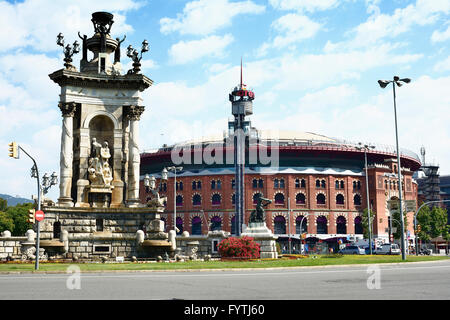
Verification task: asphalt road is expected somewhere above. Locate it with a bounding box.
[1,260,449,300]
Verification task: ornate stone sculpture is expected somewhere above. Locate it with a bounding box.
[88,138,113,187]
[249,194,271,223]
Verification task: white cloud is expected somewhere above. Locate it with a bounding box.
[168,34,234,65]
[431,25,450,43]
[269,0,340,12]
[327,0,450,51]
[160,0,265,36]
[0,0,142,53]
[433,55,450,72]
[257,14,322,56]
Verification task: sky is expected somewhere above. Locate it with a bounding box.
[0,0,449,202]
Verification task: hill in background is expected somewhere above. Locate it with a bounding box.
[0,194,33,207]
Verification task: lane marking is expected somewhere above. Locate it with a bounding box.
[1,264,450,281]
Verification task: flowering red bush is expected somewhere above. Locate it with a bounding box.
[218,236,260,259]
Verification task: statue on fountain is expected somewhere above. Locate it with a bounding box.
[249,194,271,223]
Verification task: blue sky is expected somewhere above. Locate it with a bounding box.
[0,0,449,201]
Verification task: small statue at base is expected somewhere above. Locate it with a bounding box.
[249,194,271,223]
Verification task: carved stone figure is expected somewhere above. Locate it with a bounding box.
[114,35,126,64]
[88,138,113,187]
[249,194,271,223]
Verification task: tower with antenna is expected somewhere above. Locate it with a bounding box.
[229,59,254,236]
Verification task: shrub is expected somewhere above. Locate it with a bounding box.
[218,236,260,259]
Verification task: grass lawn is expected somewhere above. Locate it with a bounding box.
[0,255,448,273]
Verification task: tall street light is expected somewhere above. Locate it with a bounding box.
[378,75,411,260]
[166,166,183,233]
[356,142,375,254]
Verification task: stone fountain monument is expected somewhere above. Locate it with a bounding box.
[38,11,174,260]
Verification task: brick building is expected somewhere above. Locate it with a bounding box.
[139,130,421,251]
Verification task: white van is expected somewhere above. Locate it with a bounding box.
[374,243,401,255]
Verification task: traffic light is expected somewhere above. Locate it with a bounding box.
[28,209,35,224]
[8,142,18,159]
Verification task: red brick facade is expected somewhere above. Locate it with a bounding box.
[139,160,418,242]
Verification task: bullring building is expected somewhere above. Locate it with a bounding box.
[140,127,421,251]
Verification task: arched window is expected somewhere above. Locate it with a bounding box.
[296,193,306,204]
[217,180,221,190]
[193,194,201,206]
[192,181,197,190]
[274,193,285,205]
[176,195,183,207]
[274,179,279,188]
[231,216,236,235]
[335,180,340,189]
[176,217,183,235]
[258,179,264,188]
[197,181,202,190]
[336,216,347,234]
[253,192,262,204]
[336,194,345,205]
[301,179,306,188]
[357,181,361,190]
[191,216,202,235]
[321,180,326,188]
[354,194,361,206]
[231,193,236,205]
[316,179,321,188]
[354,216,363,234]
[274,216,286,234]
[280,179,285,188]
[212,194,221,205]
[211,180,216,190]
[316,193,326,205]
[316,216,328,234]
[340,180,344,189]
[252,179,258,188]
[53,221,61,239]
[296,216,307,234]
[210,216,222,231]
[295,179,300,188]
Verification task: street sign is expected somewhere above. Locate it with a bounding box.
[405,200,416,212]
[388,199,400,211]
[35,210,44,222]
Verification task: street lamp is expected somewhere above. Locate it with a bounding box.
[356,142,375,254]
[165,166,183,233]
[42,172,58,195]
[299,214,309,255]
[378,75,411,260]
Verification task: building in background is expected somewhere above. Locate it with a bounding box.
[140,128,421,252]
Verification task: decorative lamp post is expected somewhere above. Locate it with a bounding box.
[126,39,150,74]
[378,75,411,260]
[356,142,375,254]
[56,33,80,70]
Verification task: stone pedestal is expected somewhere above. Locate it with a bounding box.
[242,222,278,259]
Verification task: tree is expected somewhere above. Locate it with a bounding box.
[391,209,408,240]
[0,211,14,233]
[5,202,34,236]
[0,197,7,211]
[361,208,375,240]
[417,205,449,246]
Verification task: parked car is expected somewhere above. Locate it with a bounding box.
[374,244,401,255]
[338,245,366,255]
